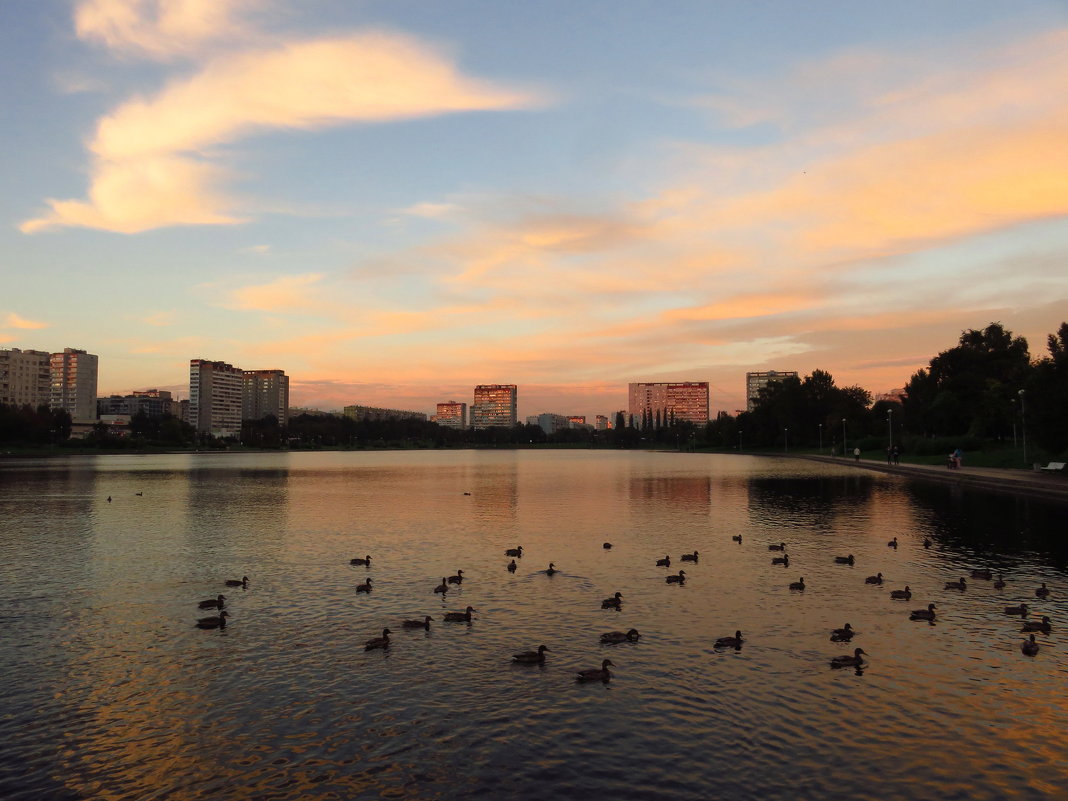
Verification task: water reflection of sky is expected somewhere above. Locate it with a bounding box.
[0,451,1065,801]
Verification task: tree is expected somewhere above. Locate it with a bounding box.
[1029,322,1068,454]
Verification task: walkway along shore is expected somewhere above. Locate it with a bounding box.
[796,454,1068,505]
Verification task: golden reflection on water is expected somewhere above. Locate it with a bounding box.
[1,451,1066,801]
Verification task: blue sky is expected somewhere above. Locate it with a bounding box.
[3,1,1068,418]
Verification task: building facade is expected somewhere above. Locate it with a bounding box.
[0,348,51,408]
[50,348,99,423]
[628,382,709,427]
[595,415,610,431]
[343,405,427,422]
[745,370,798,411]
[189,359,243,437]
[431,401,467,429]
[243,369,290,426]
[471,384,517,428]
[97,389,174,419]
[526,412,570,435]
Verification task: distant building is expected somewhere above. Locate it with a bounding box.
[50,348,99,423]
[0,348,51,408]
[343,404,427,422]
[98,389,174,419]
[628,382,709,427]
[471,384,517,428]
[568,415,586,426]
[288,407,341,418]
[526,413,570,435]
[595,415,610,430]
[189,359,243,437]
[243,369,289,426]
[431,401,467,429]
[745,370,798,411]
[875,388,906,404]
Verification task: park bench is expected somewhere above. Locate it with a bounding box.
[1039,462,1066,473]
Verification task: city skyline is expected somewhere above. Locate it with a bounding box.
[4,2,1068,420]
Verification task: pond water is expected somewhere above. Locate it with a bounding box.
[1,450,1065,800]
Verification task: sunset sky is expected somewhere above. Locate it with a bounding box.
[4,1,1068,419]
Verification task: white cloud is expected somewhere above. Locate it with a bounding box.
[4,313,50,330]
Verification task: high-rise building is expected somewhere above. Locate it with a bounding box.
[568,415,587,426]
[595,415,610,431]
[526,412,569,435]
[745,370,798,411]
[431,401,467,429]
[471,384,517,428]
[0,348,51,408]
[189,359,243,437]
[243,369,290,426]
[50,348,99,423]
[628,382,709,428]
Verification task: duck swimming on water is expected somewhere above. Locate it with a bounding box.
[769,543,786,551]
[1004,603,1028,616]
[576,659,614,682]
[364,628,391,650]
[890,586,912,600]
[512,645,550,664]
[505,546,523,557]
[433,578,449,594]
[225,576,249,588]
[830,623,854,642]
[910,603,937,621]
[601,592,623,609]
[772,554,789,566]
[993,574,1007,589]
[356,578,373,593]
[1021,616,1052,633]
[680,551,699,562]
[350,555,371,566]
[1021,634,1040,656]
[714,631,743,648]
[789,577,805,591]
[543,563,559,575]
[656,555,671,567]
[447,570,464,584]
[198,594,225,609]
[887,537,898,548]
[443,606,476,622]
[944,577,967,591]
[1035,583,1050,598]
[830,648,866,668]
[865,573,883,585]
[401,616,433,630]
[666,570,686,584]
[600,629,640,644]
[835,554,855,565]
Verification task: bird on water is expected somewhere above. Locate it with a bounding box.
[198,594,225,609]
[830,648,867,668]
[512,645,550,664]
[601,629,640,644]
[576,659,615,682]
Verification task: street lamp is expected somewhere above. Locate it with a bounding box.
[818,423,823,453]
[738,429,743,452]
[1010,398,1017,448]
[888,408,893,453]
[841,418,847,455]
[784,427,789,454]
[1019,389,1028,467]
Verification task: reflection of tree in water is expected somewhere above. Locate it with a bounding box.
[628,476,711,513]
[905,481,1068,567]
[746,475,876,532]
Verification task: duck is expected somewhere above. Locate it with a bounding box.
[576,659,614,682]
[830,647,867,668]
[447,569,464,585]
[656,555,671,567]
[910,603,937,621]
[680,551,699,562]
[865,573,883,585]
[364,628,391,650]
[356,578,373,593]
[1021,616,1052,633]
[944,577,967,591]
[1004,603,1029,616]
[789,577,805,591]
[887,537,898,548]
[993,574,1007,589]
[443,606,476,622]
[433,578,449,594]
[198,594,226,609]
[600,629,641,644]
[666,570,686,584]
[830,623,854,642]
[1021,634,1040,656]
[768,542,786,551]
[970,569,992,580]
[107,496,112,502]
[835,554,855,565]
[772,554,789,566]
[505,546,523,557]
[890,586,912,600]
[196,611,229,629]
[603,542,613,549]
[543,563,559,575]
[135,492,143,496]
[601,592,623,610]
[714,630,744,648]
[225,576,249,588]
[732,534,742,543]
[507,559,517,573]
[922,538,932,548]
[350,555,371,566]
[512,645,550,664]
[401,615,433,630]
[1035,582,1050,598]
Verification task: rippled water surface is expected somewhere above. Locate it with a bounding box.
[2,451,1066,800]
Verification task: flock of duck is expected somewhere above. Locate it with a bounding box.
[195,532,1055,679]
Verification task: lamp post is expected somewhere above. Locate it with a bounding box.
[888,408,893,451]
[1019,389,1028,467]
[818,423,823,453]
[738,429,743,452]
[1010,398,1017,448]
[784,427,789,454]
[841,418,847,454]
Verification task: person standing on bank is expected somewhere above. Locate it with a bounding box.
[854,447,861,462]
[892,445,900,465]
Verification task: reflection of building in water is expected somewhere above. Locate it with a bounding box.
[628,475,712,514]
[471,458,520,524]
